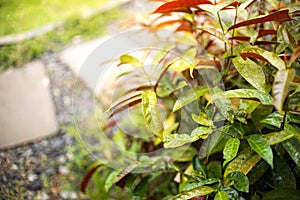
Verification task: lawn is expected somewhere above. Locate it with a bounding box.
[0,0,108,36]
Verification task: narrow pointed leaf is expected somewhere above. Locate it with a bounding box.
[273,69,295,112]
[226,171,249,193]
[173,86,208,112]
[232,57,267,92]
[223,138,240,167]
[223,89,273,105]
[81,163,102,193]
[153,0,212,13]
[182,178,219,192]
[247,134,273,168]
[224,149,261,177]
[290,46,300,64]
[214,191,229,200]
[173,186,216,200]
[192,112,214,127]
[104,163,138,191]
[228,10,292,31]
[142,91,163,138]
[164,127,212,148]
[169,58,195,72]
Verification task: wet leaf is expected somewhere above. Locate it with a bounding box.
[193,156,207,178]
[226,171,249,193]
[192,112,214,127]
[173,86,208,112]
[182,178,219,192]
[223,138,240,167]
[224,149,261,177]
[263,129,295,145]
[232,57,267,92]
[173,186,216,200]
[142,91,163,138]
[164,126,212,148]
[223,89,273,105]
[133,172,162,199]
[273,69,295,112]
[247,134,274,168]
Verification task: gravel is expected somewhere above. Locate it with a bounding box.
[0,1,156,199]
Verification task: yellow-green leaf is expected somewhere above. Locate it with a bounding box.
[223,89,273,105]
[263,129,295,145]
[142,91,163,138]
[214,191,229,200]
[173,186,216,200]
[119,54,143,67]
[226,171,249,193]
[232,57,267,92]
[223,138,240,167]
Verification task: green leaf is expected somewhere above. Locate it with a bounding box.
[81,162,102,194]
[152,45,175,65]
[142,91,163,138]
[173,86,208,112]
[223,138,240,167]
[207,161,222,179]
[223,89,273,105]
[247,134,274,168]
[282,138,300,166]
[192,112,214,127]
[263,187,300,200]
[199,125,231,159]
[232,57,267,92]
[263,129,295,145]
[214,191,229,200]
[226,171,249,193]
[211,93,235,123]
[164,126,212,148]
[169,57,195,73]
[238,99,261,114]
[119,54,143,67]
[273,156,296,189]
[182,178,219,192]
[104,164,138,191]
[224,149,261,177]
[260,111,283,129]
[272,69,295,112]
[193,156,207,178]
[173,186,216,200]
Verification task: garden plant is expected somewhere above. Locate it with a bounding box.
[80,0,300,199]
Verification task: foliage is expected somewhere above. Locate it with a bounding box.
[82,0,300,199]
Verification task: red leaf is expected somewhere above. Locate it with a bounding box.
[154,19,184,28]
[109,99,142,118]
[198,59,221,69]
[290,46,300,64]
[153,0,212,13]
[257,29,277,38]
[228,10,292,31]
[176,20,193,32]
[220,1,240,10]
[240,52,269,63]
[231,36,250,42]
[81,164,102,194]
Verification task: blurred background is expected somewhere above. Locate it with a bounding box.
[0,0,156,199]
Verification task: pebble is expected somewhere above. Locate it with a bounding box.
[60,191,78,199]
[28,173,39,182]
[25,180,43,191]
[58,166,69,175]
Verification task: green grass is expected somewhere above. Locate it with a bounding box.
[0,0,108,36]
[0,5,127,71]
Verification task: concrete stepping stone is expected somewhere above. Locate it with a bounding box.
[0,61,58,149]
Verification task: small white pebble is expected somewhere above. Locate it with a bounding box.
[59,166,69,175]
[60,191,78,199]
[11,164,18,170]
[28,173,38,182]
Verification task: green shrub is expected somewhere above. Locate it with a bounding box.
[82,0,300,199]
